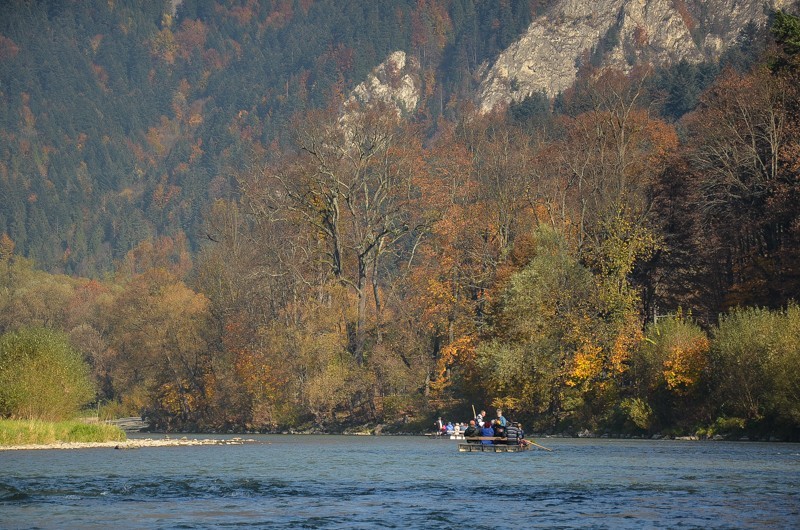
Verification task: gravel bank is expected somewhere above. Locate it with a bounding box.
[0,437,257,451]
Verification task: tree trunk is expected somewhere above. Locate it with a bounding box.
[354,257,367,366]
[371,243,384,345]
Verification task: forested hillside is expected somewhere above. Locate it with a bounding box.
[0,0,540,274]
[0,1,798,438]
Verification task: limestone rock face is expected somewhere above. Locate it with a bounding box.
[348,51,421,116]
[477,0,791,113]
[170,0,183,16]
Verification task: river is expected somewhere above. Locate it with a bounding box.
[1,435,798,529]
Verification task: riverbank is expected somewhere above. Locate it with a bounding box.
[0,436,258,451]
[0,418,126,446]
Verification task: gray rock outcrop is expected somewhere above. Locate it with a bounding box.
[347,50,421,116]
[477,0,791,113]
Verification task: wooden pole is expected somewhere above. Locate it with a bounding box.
[471,404,477,421]
[522,439,553,451]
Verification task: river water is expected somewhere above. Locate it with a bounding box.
[1,435,798,529]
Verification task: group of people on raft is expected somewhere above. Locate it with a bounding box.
[436,409,528,446]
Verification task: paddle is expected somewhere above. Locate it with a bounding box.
[522,439,553,451]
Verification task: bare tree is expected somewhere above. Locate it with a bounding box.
[274,103,425,364]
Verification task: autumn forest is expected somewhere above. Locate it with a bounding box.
[0,1,799,438]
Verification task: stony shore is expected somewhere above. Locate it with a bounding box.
[0,437,257,451]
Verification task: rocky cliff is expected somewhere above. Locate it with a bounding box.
[347,51,421,116]
[477,0,792,112]
[350,0,792,117]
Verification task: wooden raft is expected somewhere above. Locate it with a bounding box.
[458,443,530,452]
[458,437,531,452]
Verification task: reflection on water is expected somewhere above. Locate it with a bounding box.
[1,436,798,529]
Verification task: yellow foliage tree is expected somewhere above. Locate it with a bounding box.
[663,335,710,395]
[107,268,211,429]
[631,312,710,429]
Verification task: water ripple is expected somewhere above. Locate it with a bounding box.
[2,437,798,529]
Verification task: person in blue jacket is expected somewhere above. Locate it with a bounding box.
[496,409,507,427]
[480,420,495,444]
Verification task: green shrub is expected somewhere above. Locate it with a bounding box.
[621,397,653,431]
[0,327,95,420]
[767,303,800,426]
[630,313,709,429]
[710,303,800,428]
[696,416,747,439]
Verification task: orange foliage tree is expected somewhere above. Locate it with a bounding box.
[106,268,212,429]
